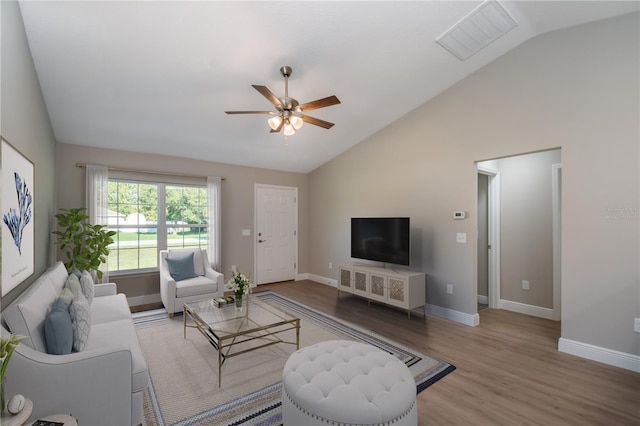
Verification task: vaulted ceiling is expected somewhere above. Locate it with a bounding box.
[18,1,639,173]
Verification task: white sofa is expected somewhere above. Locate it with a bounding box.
[1,261,149,426]
[159,248,224,316]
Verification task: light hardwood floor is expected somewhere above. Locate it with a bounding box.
[256,280,639,426]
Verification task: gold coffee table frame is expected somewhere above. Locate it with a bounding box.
[183,296,300,387]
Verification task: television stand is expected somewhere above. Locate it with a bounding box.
[337,264,426,319]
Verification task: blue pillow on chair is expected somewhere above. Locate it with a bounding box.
[44,298,74,355]
[166,252,197,281]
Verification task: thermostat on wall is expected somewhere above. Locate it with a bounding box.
[453,211,466,220]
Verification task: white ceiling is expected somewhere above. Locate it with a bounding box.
[18,1,639,173]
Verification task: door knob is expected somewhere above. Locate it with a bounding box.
[258,239,265,243]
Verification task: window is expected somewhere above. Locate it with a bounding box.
[107,178,208,273]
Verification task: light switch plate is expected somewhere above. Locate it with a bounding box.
[242,229,251,236]
[456,233,467,243]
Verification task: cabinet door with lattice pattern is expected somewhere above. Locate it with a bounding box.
[338,267,353,293]
[353,269,369,296]
[369,273,387,302]
[387,276,408,307]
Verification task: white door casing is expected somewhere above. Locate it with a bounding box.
[254,185,297,285]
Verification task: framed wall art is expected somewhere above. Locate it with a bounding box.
[1,137,35,295]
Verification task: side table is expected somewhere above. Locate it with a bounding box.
[0,398,33,426]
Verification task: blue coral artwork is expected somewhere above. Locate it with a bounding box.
[1,138,35,295]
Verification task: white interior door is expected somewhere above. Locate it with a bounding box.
[255,185,297,285]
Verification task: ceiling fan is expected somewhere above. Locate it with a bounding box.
[225,66,340,136]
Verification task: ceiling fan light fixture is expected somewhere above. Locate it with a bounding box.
[283,122,295,136]
[290,116,304,130]
[268,116,283,130]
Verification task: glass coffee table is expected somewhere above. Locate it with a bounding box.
[183,295,300,387]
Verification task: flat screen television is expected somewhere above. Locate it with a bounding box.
[350,217,410,266]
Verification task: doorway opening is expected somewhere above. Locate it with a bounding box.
[476,149,562,321]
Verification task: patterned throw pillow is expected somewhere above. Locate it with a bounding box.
[69,292,91,352]
[80,270,95,305]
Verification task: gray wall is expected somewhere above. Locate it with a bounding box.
[308,14,639,356]
[1,0,57,306]
[55,143,309,299]
[496,150,561,309]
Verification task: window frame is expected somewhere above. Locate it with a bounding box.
[106,172,208,276]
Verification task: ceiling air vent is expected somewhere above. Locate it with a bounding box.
[436,0,518,61]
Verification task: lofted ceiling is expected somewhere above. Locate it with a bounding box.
[18,1,639,173]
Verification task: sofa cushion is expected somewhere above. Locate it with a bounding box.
[2,266,59,351]
[165,252,197,281]
[168,248,205,276]
[69,292,91,352]
[86,319,150,393]
[44,298,74,355]
[49,262,71,294]
[175,276,218,298]
[91,294,132,325]
[80,270,95,304]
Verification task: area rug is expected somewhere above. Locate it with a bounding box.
[135,291,455,426]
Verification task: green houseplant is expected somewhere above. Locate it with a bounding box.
[52,207,116,279]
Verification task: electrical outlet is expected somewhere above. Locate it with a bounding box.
[446,284,453,294]
[522,280,530,291]
[634,318,640,333]
[329,262,332,270]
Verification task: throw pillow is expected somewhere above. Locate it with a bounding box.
[165,252,197,281]
[72,268,82,279]
[69,292,91,352]
[65,273,82,298]
[80,270,95,305]
[44,298,73,355]
[58,287,74,307]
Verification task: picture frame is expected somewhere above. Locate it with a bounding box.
[1,137,35,295]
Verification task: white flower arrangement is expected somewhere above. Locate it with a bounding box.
[227,271,253,296]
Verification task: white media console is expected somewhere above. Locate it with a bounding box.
[338,264,426,319]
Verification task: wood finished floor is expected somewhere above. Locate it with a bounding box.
[133,280,640,425]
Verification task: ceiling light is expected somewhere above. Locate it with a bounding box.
[283,122,295,136]
[290,116,304,130]
[268,116,283,131]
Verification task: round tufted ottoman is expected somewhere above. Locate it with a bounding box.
[282,340,417,426]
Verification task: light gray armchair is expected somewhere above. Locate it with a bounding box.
[159,248,224,316]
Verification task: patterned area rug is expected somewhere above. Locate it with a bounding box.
[135,291,455,426]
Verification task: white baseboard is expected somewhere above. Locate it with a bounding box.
[426,303,479,326]
[477,294,488,305]
[499,299,554,320]
[127,293,161,307]
[307,273,337,288]
[558,338,640,372]
[295,273,310,281]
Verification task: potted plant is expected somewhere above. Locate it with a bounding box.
[52,207,116,279]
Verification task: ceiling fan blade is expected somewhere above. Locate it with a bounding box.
[300,115,335,129]
[270,119,284,133]
[298,95,341,112]
[225,111,273,114]
[252,85,283,109]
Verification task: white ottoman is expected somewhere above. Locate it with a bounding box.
[282,340,417,425]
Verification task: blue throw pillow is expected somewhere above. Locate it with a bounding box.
[44,298,73,355]
[166,252,197,281]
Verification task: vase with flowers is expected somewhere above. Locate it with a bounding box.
[0,333,25,412]
[227,271,253,309]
